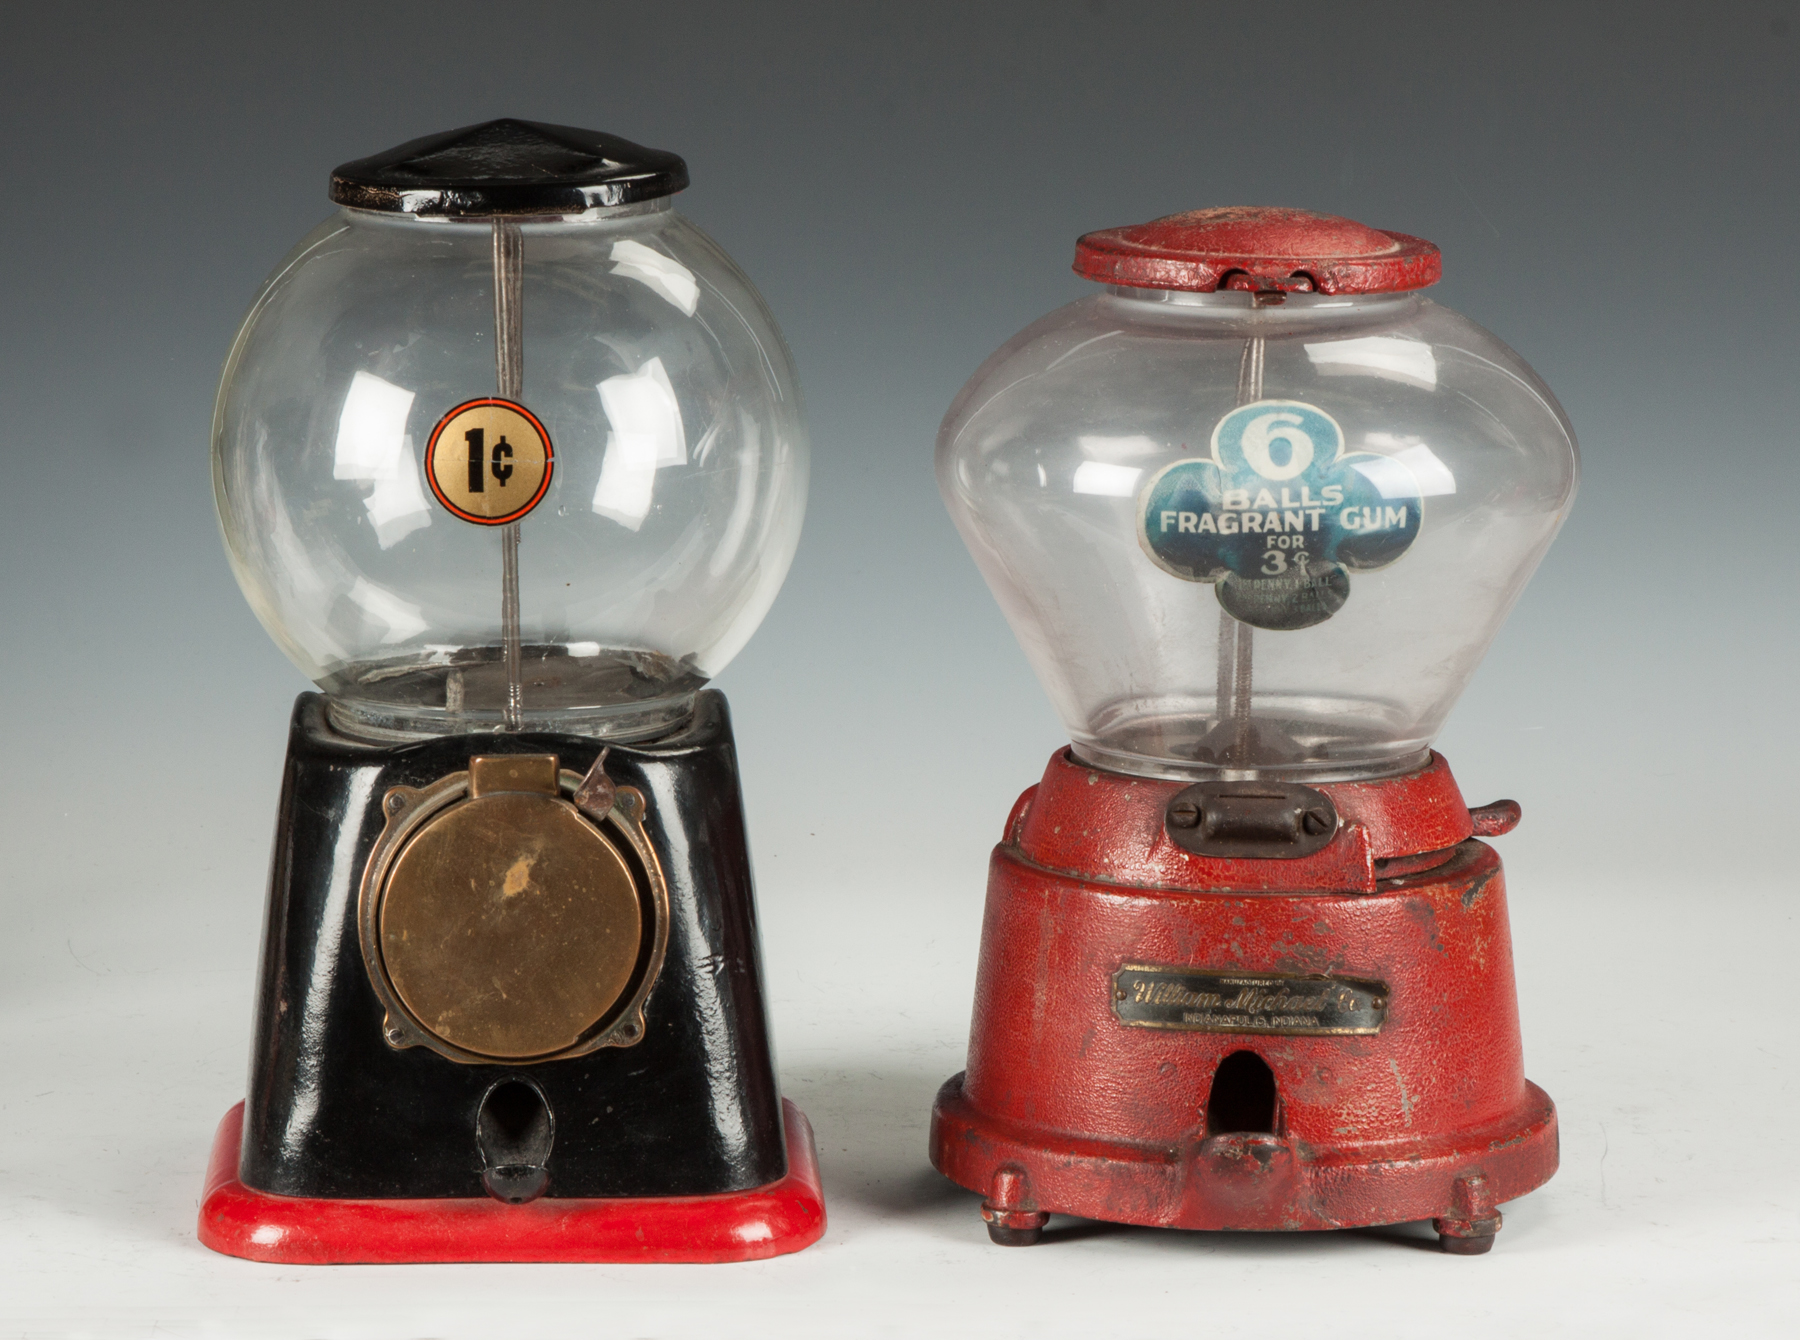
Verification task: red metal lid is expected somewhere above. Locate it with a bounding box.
[1073,207,1440,295]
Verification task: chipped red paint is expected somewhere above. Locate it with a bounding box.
[1074,207,1442,294]
[1012,748,1476,896]
[200,1100,826,1264]
[931,750,1557,1240]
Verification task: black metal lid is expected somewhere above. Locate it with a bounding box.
[329,119,688,217]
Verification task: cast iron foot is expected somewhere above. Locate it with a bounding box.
[1434,1219,1499,1254]
[981,1163,1048,1246]
[986,1218,1047,1247]
[1434,1173,1501,1254]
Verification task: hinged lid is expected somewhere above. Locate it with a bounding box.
[330,118,688,217]
[1074,207,1440,294]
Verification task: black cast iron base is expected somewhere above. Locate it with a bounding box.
[238,689,788,1201]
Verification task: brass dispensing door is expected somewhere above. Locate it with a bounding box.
[357,751,669,1065]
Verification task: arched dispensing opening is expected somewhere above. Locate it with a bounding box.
[476,1078,555,1203]
[1205,1050,1279,1135]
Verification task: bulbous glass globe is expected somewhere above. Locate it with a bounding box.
[214,197,807,739]
[938,285,1577,781]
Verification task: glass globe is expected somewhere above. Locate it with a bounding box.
[213,126,806,741]
[938,210,1577,781]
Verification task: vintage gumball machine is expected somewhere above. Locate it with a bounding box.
[198,120,823,1263]
[930,208,1576,1253]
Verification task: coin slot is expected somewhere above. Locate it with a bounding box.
[1203,792,1300,844]
[1206,1050,1279,1135]
[1164,781,1337,859]
[477,1079,554,1204]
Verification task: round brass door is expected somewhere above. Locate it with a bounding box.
[360,754,667,1064]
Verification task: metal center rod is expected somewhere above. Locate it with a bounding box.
[1217,332,1264,765]
[493,219,525,731]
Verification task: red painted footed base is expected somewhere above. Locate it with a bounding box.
[932,1072,1557,1237]
[929,749,1559,1248]
[199,1100,826,1264]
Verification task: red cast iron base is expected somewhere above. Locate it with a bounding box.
[930,749,1558,1251]
[200,1099,826,1264]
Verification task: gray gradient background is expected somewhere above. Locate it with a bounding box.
[1,2,1795,1334]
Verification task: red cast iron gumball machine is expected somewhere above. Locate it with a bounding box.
[930,209,1577,1252]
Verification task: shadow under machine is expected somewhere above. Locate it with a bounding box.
[931,209,1577,1252]
[198,120,822,1263]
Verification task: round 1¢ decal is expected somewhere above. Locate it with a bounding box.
[425,398,554,525]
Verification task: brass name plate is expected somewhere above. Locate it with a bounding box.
[1112,964,1388,1036]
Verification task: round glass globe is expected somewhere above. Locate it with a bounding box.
[214,198,807,740]
[938,286,1578,781]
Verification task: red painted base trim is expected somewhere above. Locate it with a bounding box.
[198,1100,826,1264]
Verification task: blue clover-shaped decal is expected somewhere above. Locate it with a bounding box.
[1136,400,1422,630]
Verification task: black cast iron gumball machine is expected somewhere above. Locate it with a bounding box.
[198,121,823,1263]
[931,209,1576,1252]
